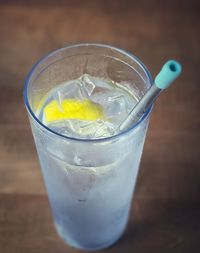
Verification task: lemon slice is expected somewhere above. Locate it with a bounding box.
[43,99,104,123]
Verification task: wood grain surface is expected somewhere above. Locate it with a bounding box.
[0,0,200,252]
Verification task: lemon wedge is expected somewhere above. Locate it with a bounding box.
[43,99,104,123]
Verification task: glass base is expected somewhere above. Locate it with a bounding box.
[55,222,126,251]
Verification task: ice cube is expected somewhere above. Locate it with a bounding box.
[52,89,65,111]
[92,77,113,90]
[72,120,97,137]
[68,120,113,139]
[46,120,75,137]
[107,94,127,116]
[79,74,96,97]
[92,91,128,123]
[56,80,86,100]
[47,119,95,138]
[93,121,116,138]
[78,74,113,99]
[47,118,115,139]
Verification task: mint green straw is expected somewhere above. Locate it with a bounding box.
[119,60,182,131]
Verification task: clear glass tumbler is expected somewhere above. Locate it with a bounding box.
[23,44,153,251]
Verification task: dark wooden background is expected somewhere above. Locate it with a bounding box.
[0,0,200,252]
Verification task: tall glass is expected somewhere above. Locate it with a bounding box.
[24,44,153,251]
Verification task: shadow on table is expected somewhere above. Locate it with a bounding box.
[103,199,200,253]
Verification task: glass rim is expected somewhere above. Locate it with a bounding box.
[23,43,153,143]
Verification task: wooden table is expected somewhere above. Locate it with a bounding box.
[0,0,200,252]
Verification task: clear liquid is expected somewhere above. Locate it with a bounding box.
[33,75,146,250]
[38,141,141,250]
[37,74,137,139]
